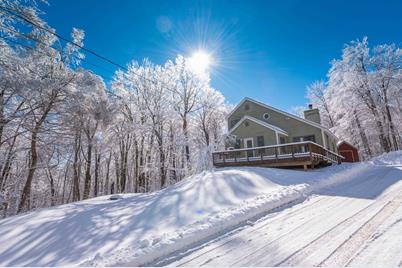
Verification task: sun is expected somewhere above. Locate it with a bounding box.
[187,51,212,74]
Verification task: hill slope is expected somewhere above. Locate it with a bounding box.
[0,152,401,266]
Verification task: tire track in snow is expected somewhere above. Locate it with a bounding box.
[165,196,340,266]
[166,166,382,267]
[276,185,402,267]
[225,197,360,266]
[163,165,400,267]
[328,195,402,267]
[163,196,326,266]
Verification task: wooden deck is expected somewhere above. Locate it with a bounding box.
[212,141,343,170]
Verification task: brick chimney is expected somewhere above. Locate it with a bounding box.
[304,104,321,124]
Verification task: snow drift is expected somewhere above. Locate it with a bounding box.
[1,152,401,266]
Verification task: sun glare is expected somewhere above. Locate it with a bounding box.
[187,51,212,74]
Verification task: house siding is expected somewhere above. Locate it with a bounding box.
[228,100,325,147]
[231,118,277,149]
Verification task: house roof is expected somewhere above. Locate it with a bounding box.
[227,97,338,140]
[229,115,289,136]
[337,140,357,148]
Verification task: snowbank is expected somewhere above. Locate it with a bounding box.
[370,150,402,166]
[0,152,400,266]
[83,183,308,266]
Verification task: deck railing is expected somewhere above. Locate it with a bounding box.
[212,141,343,167]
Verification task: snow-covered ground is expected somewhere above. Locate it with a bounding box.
[0,152,402,266]
[159,153,402,267]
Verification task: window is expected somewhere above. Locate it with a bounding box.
[292,135,315,142]
[244,121,249,127]
[304,135,316,142]
[263,113,270,120]
[234,138,241,149]
[257,136,265,147]
[230,119,240,128]
[280,137,286,144]
[244,103,250,110]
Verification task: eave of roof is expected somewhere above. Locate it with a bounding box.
[227,97,338,140]
[229,115,289,136]
[337,140,357,148]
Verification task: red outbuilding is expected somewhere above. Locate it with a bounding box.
[337,141,360,162]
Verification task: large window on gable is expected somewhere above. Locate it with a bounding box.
[230,119,240,128]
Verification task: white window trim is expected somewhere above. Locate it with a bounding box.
[243,137,254,148]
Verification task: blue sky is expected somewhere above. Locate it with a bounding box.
[39,0,402,111]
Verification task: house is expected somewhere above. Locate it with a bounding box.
[337,141,360,162]
[212,97,343,169]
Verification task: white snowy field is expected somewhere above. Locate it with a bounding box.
[0,152,401,266]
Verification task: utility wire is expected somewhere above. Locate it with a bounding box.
[0,5,127,70]
[0,8,126,78]
[0,35,115,83]
[0,4,180,94]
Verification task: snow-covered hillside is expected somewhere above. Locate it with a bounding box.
[1,152,402,266]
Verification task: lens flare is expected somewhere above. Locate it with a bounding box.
[187,50,212,74]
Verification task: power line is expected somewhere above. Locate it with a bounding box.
[0,4,127,70]
[0,9,122,78]
[0,4,180,94]
[0,35,121,99]
[0,25,167,98]
[0,35,115,82]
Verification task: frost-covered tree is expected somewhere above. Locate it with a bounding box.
[308,37,401,159]
[0,1,229,218]
[306,80,334,128]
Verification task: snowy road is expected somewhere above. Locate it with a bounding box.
[158,165,402,267]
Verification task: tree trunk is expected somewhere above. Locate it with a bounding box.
[18,128,39,212]
[374,112,391,153]
[133,140,139,192]
[104,151,112,195]
[0,90,4,148]
[94,150,100,197]
[169,124,177,183]
[202,118,210,146]
[17,93,55,212]
[62,162,70,203]
[114,154,120,193]
[155,129,166,188]
[360,86,391,153]
[384,101,399,151]
[72,132,81,201]
[139,136,145,192]
[82,141,93,199]
[159,147,166,188]
[119,136,130,193]
[0,130,18,190]
[353,109,372,157]
[47,168,56,206]
[183,116,190,164]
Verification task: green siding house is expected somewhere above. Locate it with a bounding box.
[226,98,339,153]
